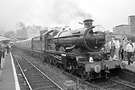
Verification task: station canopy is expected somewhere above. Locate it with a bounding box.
[0,36,10,43]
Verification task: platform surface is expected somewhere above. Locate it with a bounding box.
[0,53,20,90]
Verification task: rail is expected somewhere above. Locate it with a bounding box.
[13,55,63,90]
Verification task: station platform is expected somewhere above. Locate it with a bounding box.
[122,61,135,72]
[0,53,20,90]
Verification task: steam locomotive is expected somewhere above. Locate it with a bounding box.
[15,19,121,80]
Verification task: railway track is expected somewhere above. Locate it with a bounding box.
[93,78,135,90]
[110,77,135,89]
[43,60,135,90]
[13,54,63,90]
[20,55,135,90]
[12,48,135,90]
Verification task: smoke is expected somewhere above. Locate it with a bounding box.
[24,0,91,27]
[50,0,91,25]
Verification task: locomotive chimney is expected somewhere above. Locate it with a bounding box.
[83,19,93,28]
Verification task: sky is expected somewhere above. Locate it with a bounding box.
[0,0,135,32]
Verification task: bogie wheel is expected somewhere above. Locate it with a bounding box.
[80,71,87,80]
[46,56,50,63]
[44,56,48,63]
[79,67,87,80]
[52,58,57,65]
[68,65,75,74]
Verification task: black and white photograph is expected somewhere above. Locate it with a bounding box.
[0,0,135,90]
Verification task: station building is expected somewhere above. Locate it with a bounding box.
[113,24,130,34]
[129,15,135,34]
[113,15,135,35]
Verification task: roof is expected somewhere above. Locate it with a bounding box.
[0,36,10,42]
[114,24,129,28]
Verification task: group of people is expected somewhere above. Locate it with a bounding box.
[104,36,135,65]
[0,43,10,69]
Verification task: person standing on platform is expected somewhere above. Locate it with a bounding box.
[6,44,10,54]
[123,36,128,60]
[1,44,5,59]
[0,44,3,69]
[110,38,115,60]
[126,41,134,65]
[114,38,120,60]
[119,38,124,60]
